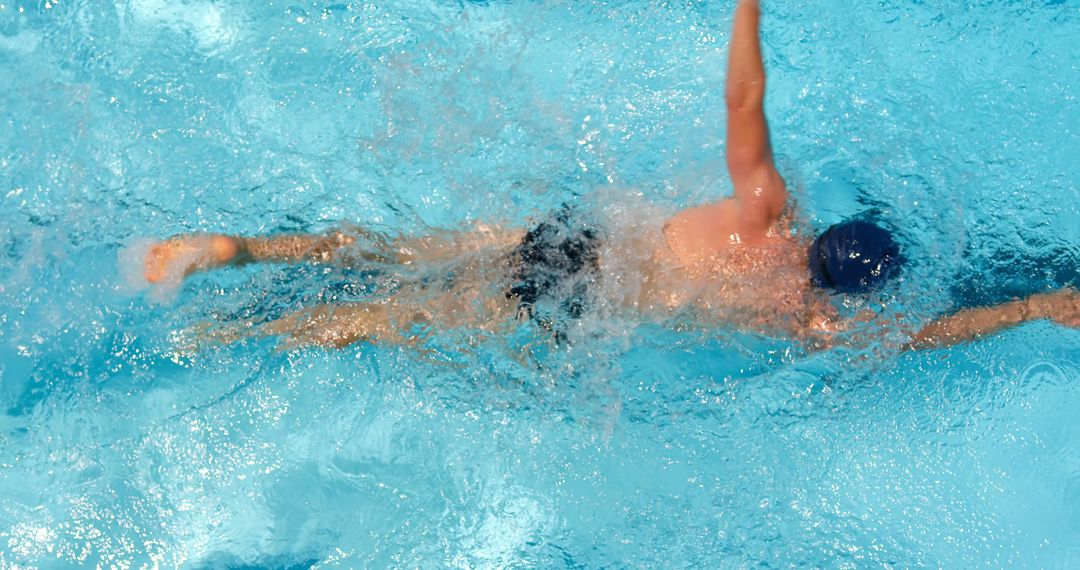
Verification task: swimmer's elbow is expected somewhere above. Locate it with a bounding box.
[725,82,765,114]
[726,145,770,174]
[736,201,776,231]
[732,172,785,226]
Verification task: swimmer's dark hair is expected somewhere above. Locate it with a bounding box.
[808,219,902,294]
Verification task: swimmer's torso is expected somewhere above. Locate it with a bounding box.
[355,206,833,339]
[646,235,818,329]
[623,202,834,337]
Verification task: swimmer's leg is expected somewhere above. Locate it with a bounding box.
[242,223,525,268]
[142,234,241,283]
[389,224,526,265]
[144,223,524,284]
[144,231,366,284]
[259,301,422,349]
[240,231,373,263]
[254,278,521,350]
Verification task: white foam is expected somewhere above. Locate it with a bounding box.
[127,0,241,54]
[117,237,155,293]
[0,29,42,55]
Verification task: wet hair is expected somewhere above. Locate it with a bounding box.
[808,220,902,294]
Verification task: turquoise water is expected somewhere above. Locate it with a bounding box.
[2,0,1080,567]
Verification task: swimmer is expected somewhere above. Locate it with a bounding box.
[140,0,1080,350]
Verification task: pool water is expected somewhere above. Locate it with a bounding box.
[2,0,1079,567]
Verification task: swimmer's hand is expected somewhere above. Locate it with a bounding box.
[906,287,1080,350]
[1025,287,1080,328]
[144,234,242,284]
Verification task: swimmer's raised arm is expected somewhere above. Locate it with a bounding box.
[905,288,1080,350]
[661,0,788,261]
[724,0,786,231]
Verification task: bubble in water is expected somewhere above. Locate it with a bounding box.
[1021,360,1069,386]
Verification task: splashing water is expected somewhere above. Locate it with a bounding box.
[1,0,1079,567]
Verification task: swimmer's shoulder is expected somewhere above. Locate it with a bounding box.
[662,200,736,268]
[662,198,799,271]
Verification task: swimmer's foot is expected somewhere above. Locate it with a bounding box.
[144,234,242,284]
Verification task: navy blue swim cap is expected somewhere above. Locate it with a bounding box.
[808,220,902,293]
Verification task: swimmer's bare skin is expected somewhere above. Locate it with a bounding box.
[143,0,1079,351]
[145,235,243,283]
[653,0,833,341]
[905,288,1080,349]
[665,0,787,260]
[146,226,525,348]
[144,225,524,282]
